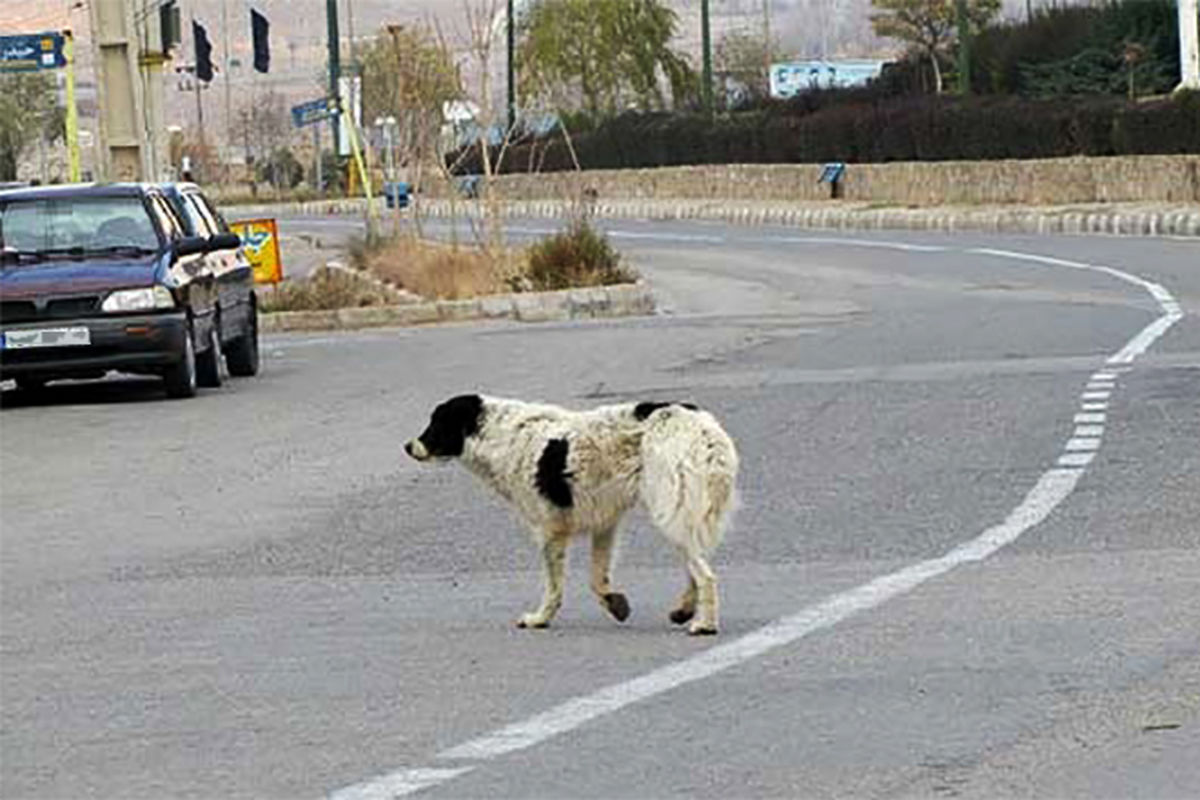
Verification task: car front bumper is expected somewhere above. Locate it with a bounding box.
[0,312,188,381]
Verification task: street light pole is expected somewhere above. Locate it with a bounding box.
[701,0,713,116]
[507,0,516,133]
[326,0,341,159]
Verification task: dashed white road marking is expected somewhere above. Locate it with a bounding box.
[328,242,1185,800]
[1080,403,1109,412]
[1074,425,1105,437]
[1082,391,1112,400]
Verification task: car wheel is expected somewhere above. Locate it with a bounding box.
[164,323,198,399]
[225,305,260,377]
[196,320,225,388]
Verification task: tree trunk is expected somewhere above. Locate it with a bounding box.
[930,50,944,94]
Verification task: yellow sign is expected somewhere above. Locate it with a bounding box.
[230,218,283,284]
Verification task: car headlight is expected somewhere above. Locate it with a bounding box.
[101,286,176,312]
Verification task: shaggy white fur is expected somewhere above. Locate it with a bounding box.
[405,395,739,635]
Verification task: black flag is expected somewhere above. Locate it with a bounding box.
[251,9,270,74]
[192,20,214,82]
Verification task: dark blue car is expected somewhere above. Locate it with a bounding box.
[0,183,259,398]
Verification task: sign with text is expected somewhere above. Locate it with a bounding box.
[291,97,339,128]
[0,32,67,72]
[230,218,283,284]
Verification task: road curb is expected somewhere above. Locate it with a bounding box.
[225,198,1200,238]
[259,281,655,333]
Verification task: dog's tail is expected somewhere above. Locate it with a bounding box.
[639,406,739,555]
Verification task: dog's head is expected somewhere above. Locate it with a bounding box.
[405,394,484,461]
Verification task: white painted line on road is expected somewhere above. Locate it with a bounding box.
[1058,452,1096,468]
[1092,372,1118,381]
[1074,425,1105,437]
[1082,391,1112,400]
[1080,403,1108,412]
[776,235,949,252]
[328,245,1185,800]
[1086,381,1115,390]
[331,768,474,800]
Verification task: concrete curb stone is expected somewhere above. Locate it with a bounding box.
[260,281,655,333]
[227,197,1198,238]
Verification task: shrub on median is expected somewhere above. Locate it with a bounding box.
[525,221,637,291]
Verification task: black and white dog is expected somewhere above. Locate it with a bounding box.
[405,395,739,635]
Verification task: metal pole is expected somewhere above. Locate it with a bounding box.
[1177,0,1200,91]
[507,0,516,132]
[701,0,713,116]
[763,0,771,93]
[326,0,341,157]
[64,30,81,182]
[313,124,322,195]
[956,0,971,94]
[221,0,232,177]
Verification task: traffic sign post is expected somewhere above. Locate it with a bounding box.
[291,97,339,129]
[1,31,80,182]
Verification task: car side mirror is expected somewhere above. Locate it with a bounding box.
[173,236,209,257]
[208,232,242,252]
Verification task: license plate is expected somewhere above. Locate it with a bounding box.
[1,327,91,349]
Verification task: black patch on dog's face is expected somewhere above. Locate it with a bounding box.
[414,394,484,458]
[634,401,699,420]
[535,438,574,508]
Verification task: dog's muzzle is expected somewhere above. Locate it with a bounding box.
[404,439,430,461]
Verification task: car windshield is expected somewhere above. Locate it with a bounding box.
[0,195,161,258]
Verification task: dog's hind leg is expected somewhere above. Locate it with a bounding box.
[517,531,568,629]
[591,527,631,622]
[669,563,697,626]
[685,550,719,636]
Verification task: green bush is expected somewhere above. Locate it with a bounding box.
[526,222,637,291]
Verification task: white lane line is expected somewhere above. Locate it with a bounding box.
[1082,391,1112,400]
[1059,452,1096,468]
[775,236,949,252]
[1080,403,1109,412]
[1086,381,1115,390]
[331,769,474,800]
[1074,425,1105,437]
[328,245,1184,800]
[1092,372,1118,381]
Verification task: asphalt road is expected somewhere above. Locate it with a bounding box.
[1,217,1198,799]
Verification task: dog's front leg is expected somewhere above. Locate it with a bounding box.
[590,527,630,622]
[517,531,568,629]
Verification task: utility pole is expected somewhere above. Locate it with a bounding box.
[1177,0,1200,91]
[955,0,971,94]
[701,0,713,116]
[507,0,516,132]
[326,0,341,157]
[221,0,232,173]
[763,0,772,86]
[88,0,150,180]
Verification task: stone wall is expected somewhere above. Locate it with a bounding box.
[427,155,1200,206]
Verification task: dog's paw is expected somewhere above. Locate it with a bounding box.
[669,607,695,625]
[516,614,550,629]
[603,592,631,622]
[687,621,718,636]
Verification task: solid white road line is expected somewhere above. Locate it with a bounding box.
[327,243,1184,800]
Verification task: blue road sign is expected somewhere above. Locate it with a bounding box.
[0,32,67,73]
[291,97,339,128]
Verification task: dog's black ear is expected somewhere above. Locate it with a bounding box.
[418,394,484,456]
[634,401,699,420]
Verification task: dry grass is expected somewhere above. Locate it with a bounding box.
[364,236,522,300]
[259,266,401,312]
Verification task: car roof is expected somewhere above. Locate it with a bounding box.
[0,182,159,202]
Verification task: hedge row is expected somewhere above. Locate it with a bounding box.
[469,93,1200,174]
